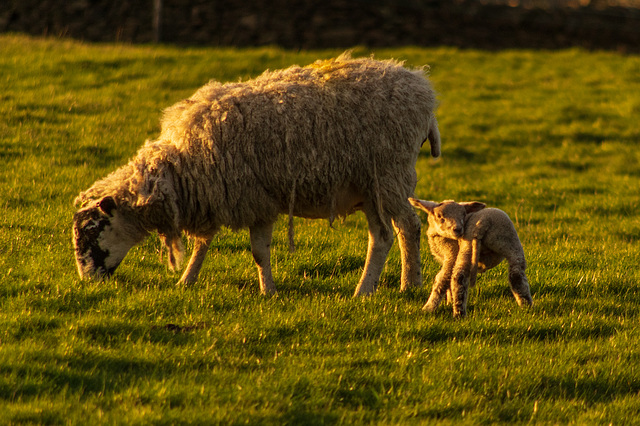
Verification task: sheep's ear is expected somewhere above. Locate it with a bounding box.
[408,198,439,213]
[98,196,118,217]
[461,201,486,214]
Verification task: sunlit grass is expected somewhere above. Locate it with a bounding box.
[1,34,640,423]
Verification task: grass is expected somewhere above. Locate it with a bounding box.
[1,33,640,424]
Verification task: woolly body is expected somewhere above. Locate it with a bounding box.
[73,53,441,296]
[409,199,533,317]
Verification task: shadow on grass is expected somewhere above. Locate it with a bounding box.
[67,145,122,169]
[278,407,340,425]
[295,255,364,280]
[406,318,620,345]
[527,373,640,404]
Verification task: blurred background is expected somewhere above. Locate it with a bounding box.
[1,0,640,52]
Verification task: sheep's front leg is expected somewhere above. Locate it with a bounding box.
[249,222,277,295]
[354,206,394,296]
[451,240,474,318]
[178,237,212,285]
[392,207,422,291]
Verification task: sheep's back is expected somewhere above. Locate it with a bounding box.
[161,55,437,227]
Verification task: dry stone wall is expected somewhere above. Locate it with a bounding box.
[2,0,640,52]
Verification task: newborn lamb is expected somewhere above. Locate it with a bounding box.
[409,198,533,317]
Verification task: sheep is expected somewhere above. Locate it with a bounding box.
[72,52,441,297]
[408,198,533,317]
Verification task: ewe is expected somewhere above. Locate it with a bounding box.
[409,198,533,317]
[73,52,441,296]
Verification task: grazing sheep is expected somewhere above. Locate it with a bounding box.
[409,198,533,317]
[73,52,441,297]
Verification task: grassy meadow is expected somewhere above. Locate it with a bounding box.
[1,34,640,423]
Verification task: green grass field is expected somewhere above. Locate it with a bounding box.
[2,34,640,424]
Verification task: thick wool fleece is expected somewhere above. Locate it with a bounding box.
[75,52,439,267]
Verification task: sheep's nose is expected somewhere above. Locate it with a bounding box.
[454,226,463,237]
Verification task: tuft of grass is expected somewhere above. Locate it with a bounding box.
[2,34,640,423]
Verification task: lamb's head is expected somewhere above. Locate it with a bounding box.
[408,198,486,239]
[72,196,148,280]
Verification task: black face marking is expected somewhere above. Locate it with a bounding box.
[73,208,115,278]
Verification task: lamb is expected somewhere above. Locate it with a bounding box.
[408,198,533,317]
[72,52,441,297]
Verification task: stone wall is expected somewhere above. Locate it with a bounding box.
[2,0,640,52]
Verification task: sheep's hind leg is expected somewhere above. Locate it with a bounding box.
[249,222,277,295]
[353,205,394,296]
[392,207,422,291]
[178,237,212,285]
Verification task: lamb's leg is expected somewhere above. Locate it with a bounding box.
[249,222,276,295]
[451,240,474,318]
[423,259,454,312]
[353,206,394,296]
[506,252,533,307]
[469,238,480,288]
[177,237,212,285]
[425,236,459,311]
[392,207,422,291]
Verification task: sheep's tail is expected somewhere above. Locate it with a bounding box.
[470,238,480,287]
[427,115,441,158]
[287,179,296,252]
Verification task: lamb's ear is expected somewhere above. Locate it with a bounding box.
[98,196,118,217]
[408,198,439,214]
[461,201,486,214]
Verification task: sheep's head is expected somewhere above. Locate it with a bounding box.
[408,198,485,239]
[72,196,147,280]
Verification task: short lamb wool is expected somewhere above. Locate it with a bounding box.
[409,198,533,317]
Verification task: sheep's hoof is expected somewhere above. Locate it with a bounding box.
[353,282,377,297]
[422,302,437,313]
[260,287,278,296]
[516,298,534,308]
